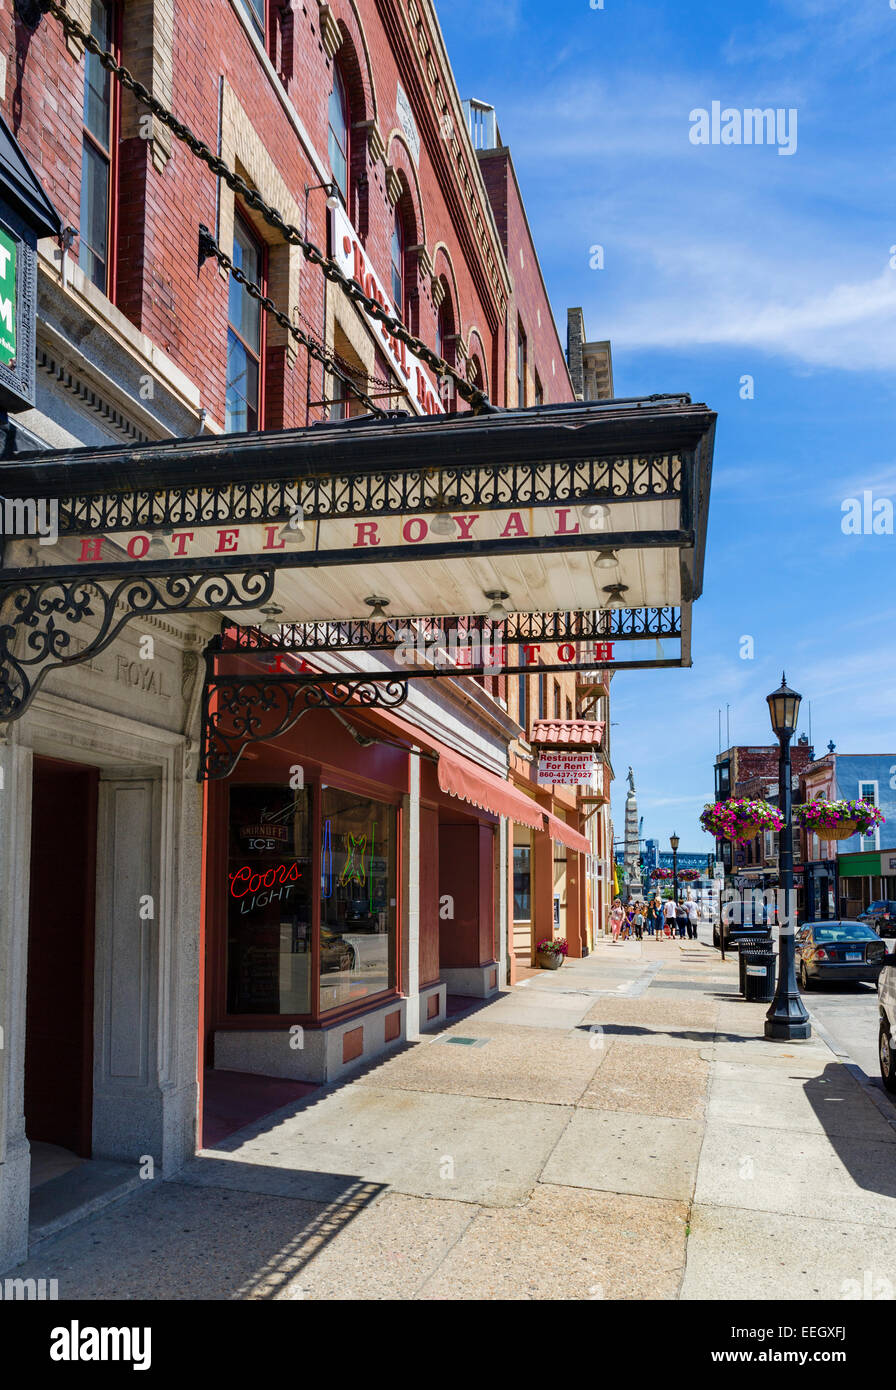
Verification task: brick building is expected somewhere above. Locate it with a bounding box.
[0,0,633,1269]
[713,741,816,904]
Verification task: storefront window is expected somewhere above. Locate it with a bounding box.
[226,785,313,1015]
[513,845,531,920]
[320,787,396,1012]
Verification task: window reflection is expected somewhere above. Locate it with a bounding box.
[320,788,396,1011]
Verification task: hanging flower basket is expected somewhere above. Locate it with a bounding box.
[795,799,885,841]
[677,868,701,881]
[651,867,673,880]
[700,798,784,843]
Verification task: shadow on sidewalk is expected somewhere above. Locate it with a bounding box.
[573,1023,762,1045]
[802,1061,896,1201]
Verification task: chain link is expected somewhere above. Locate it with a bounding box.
[43,0,496,416]
[211,235,386,418]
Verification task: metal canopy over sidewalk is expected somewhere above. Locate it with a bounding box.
[0,396,715,722]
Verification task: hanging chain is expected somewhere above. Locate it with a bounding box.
[40,0,497,416]
[204,229,387,418]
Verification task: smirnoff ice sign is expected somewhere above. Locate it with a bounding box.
[329,203,444,416]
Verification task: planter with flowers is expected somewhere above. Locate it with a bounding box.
[700,798,784,843]
[535,937,568,970]
[651,867,673,881]
[795,799,885,842]
[677,868,701,882]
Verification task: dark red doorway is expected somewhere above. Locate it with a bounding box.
[24,755,98,1157]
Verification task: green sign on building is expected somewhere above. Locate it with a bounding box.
[0,226,16,367]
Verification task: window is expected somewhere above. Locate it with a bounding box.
[320,788,397,1012]
[226,785,313,1015]
[329,373,348,421]
[517,647,529,732]
[328,67,350,203]
[242,0,265,37]
[553,680,561,719]
[538,672,546,719]
[517,321,527,406]
[513,845,532,920]
[226,213,265,432]
[391,208,406,321]
[859,781,880,849]
[79,0,119,296]
[565,697,572,722]
[436,298,456,410]
[534,372,544,407]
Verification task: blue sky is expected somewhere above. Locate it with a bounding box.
[437,0,896,855]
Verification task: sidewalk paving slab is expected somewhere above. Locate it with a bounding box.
[682,1204,896,1301]
[418,1185,688,1301]
[578,1040,710,1120]
[542,1109,703,1201]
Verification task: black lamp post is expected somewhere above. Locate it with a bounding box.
[765,673,811,1040]
[670,832,680,895]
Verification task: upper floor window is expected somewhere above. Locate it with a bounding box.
[80,0,119,296]
[534,372,544,407]
[243,0,265,37]
[328,67,350,203]
[226,213,266,432]
[517,321,527,406]
[391,208,406,320]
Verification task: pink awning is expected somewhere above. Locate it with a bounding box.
[436,748,545,830]
[544,812,591,855]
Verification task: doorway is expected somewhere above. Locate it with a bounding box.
[24,755,99,1160]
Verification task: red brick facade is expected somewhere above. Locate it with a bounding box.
[3,0,572,430]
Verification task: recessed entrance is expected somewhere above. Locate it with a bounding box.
[24,755,98,1162]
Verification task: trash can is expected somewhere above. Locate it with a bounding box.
[737,936,772,993]
[741,942,777,1002]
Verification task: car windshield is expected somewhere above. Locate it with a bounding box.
[811,922,879,943]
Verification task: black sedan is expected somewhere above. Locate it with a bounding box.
[796,920,887,990]
[858,900,896,938]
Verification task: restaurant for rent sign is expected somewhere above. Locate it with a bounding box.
[0,227,16,367]
[537,752,596,786]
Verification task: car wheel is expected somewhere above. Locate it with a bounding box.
[880,1023,896,1093]
[346,947,356,971]
[799,962,814,992]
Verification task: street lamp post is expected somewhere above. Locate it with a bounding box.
[670,832,679,896]
[765,673,811,1041]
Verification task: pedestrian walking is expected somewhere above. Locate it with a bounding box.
[662,896,677,938]
[633,902,644,940]
[609,898,624,941]
[686,898,699,940]
[622,903,635,940]
[646,898,659,937]
[675,898,688,939]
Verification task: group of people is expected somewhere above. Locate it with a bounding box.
[608,895,700,941]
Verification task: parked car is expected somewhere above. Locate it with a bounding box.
[877,952,896,1091]
[796,920,886,990]
[858,900,896,938]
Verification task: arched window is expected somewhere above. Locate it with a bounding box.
[391,208,406,320]
[436,297,456,411]
[328,67,349,203]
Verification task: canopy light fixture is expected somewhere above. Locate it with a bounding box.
[429,509,456,537]
[583,503,610,529]
[364,595,391,620]
[594,548,617,569]
[325,183,340,210]
[259,603,284,635]
[278,503,307,545]
[602,583,629,609]
[484,589,510,622]
[146,532,170,560]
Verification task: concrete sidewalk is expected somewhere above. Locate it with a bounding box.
[13,938,896,1300]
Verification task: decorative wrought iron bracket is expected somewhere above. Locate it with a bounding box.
[0,568,274,723]
[200,668,410,780]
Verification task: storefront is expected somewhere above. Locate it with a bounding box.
[837,848,896,918]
